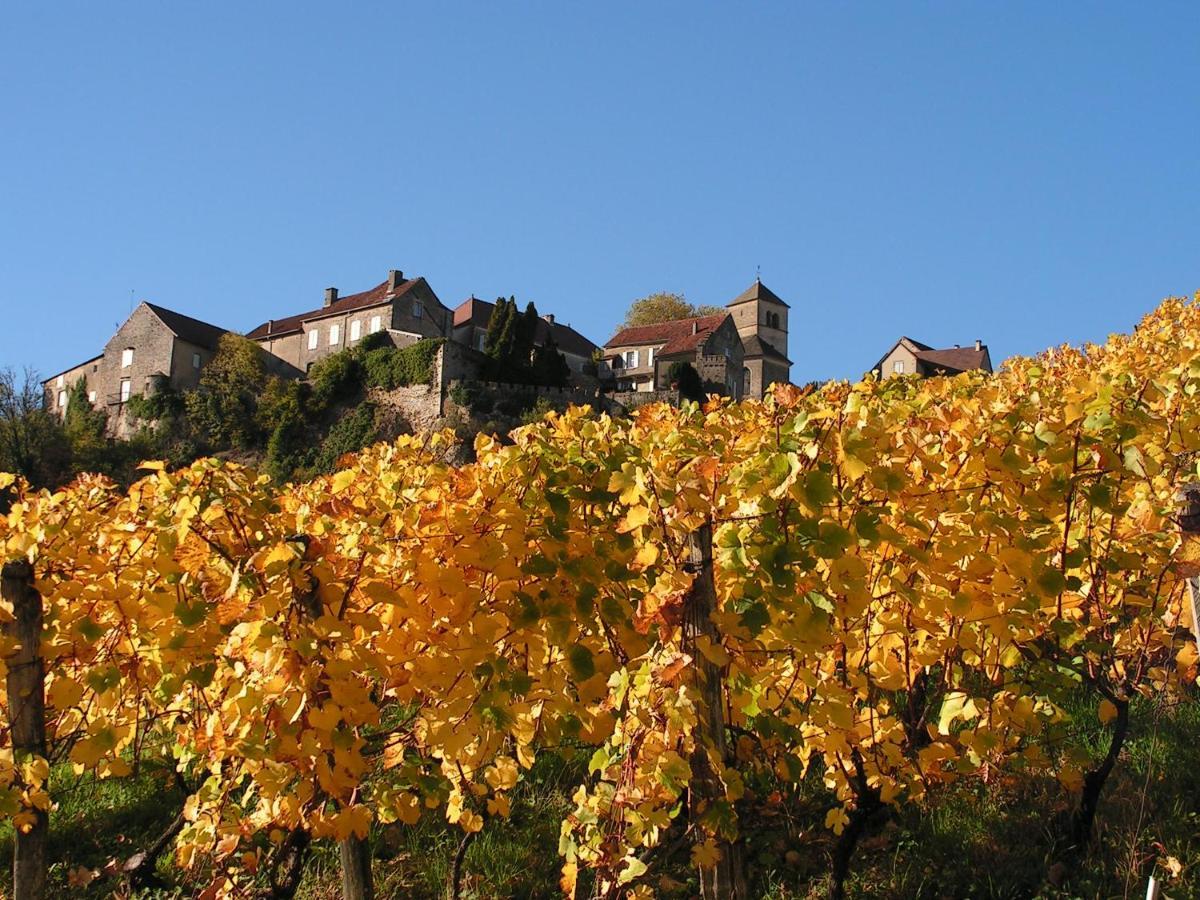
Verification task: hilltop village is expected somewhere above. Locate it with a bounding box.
[43,265,990,426]
[28,266,993,487]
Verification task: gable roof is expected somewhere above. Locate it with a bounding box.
[145,303,228,351]
[41,354,104,386]
[246,277,428,340]
[727,278,790,309]
[742,334,792,365]
[605,313,731,356]
[872,336,991,377]
[452,296,599,358]
[913,346,991,375]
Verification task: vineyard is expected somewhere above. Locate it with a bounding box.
[2,297,1199,899]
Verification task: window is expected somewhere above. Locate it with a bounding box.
[646,347,655,368]
[58,390,67,409]
[308,329,319,350]
[88,391,96,403]
[350,320,361,342]
[329,324,340,346]
[120,379,131,402]
[476,332,486,351]
[192,352,201,369]
[413,301,423,319]
[121,348,134,368]
[893,360,905,374]
[743,368,752,395]
[370,315,382,334]
[624,350,639,369]
[56,375,64,387]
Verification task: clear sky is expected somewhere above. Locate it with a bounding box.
[3,3,1198,385]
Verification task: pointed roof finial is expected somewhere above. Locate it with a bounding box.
[755,265,761,283]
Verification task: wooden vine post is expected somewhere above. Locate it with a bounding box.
[683,522,747,900]
[2,559,47,900]
[339,834,374,900]
[1178,483,1200,642]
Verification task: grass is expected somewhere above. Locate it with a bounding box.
[3,695,1197,899]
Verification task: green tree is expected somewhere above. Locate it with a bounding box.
[483,298,513,358]
[532,335,570,387]
[0,366,71,488]
[622,292,723,327]
[62,379,109,474]
[185,334,268,450]
[514,301,541,367]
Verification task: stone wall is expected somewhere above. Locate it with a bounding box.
[370,383,444,434]
[608,389,681,410]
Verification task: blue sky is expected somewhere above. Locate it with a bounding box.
[2,2,1198,384]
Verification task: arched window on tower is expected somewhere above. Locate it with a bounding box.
[743,367,752,397]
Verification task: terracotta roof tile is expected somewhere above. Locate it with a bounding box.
[246,278,421,340]
[605,313,729,355]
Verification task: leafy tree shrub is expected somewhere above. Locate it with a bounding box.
[185,334,269,450]
[311,403,378,473]
[62,379,110,474]
[308,348,363,408]
[0,366,71,488]
[362,339,444,390]
[519,396,557,426]
[621,292,722,327]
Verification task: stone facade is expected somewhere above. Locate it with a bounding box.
[42,302,228,434]
[247,270,452,373]
[725,279,792,399]
[605,313,745,398]
[872,337,992,379]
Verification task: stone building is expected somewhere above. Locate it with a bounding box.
[604,313,745,399]
[871,337,992,379]
[724,278,792,399]
[42,302,228,421]
[450,296,601,376]
[247,269,452,372]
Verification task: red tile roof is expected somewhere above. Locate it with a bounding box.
[605,313,730,356]
[247,278,421,339]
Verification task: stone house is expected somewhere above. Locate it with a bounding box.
[450,296,601,376]
[604,313,746,399]
[42,302,229,422]
[871,337,992,379]
[247,269,452,372]
[725,278,792,399]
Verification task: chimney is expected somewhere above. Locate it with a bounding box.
[388,269,404,292]
[267,319,274,335]
[543,313,556,325]
[954,343,960,349]
[691,321,699,335]
[975,339,982,351]
[324,287,338,307]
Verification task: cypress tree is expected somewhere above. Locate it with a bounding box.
[495,299,518,367]
[514,300,540,368]
[483,298,512,359]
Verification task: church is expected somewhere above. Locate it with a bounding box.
[603,278,792,400]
